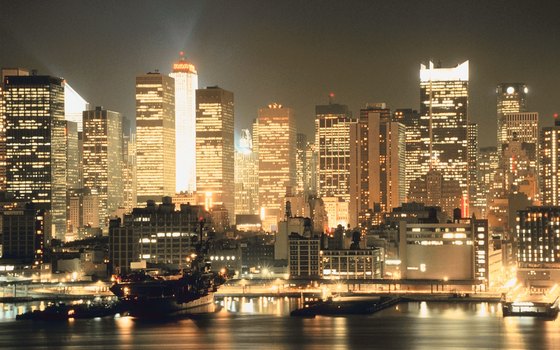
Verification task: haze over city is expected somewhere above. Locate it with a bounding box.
[2,0,560,146]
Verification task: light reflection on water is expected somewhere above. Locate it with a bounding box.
[1,299,559,349]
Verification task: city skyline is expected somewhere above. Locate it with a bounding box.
[1,1,560,147]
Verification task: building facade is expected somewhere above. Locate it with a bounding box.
[169,52,198,193]
[135,72,175,203]
[541,116,560,205]
[496,83,528,148]
[195,86,234,225]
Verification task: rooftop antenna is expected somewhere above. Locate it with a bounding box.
[328,92,335,104]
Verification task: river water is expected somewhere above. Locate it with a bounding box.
[0,298,559,349]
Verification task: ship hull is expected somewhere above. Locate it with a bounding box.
[124,293,215,318]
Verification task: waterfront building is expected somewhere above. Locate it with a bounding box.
[83,107,123,228]
[496,83,528,147]
[398,216,488,286]
[419,61,469,211]
[288,233,320,279]
[195,86,234,226]
[541,115,560,205]
[135,72,175,203]
[4,74,67,239]
[1,203,45,265]
[169,52,198,193]
[315,97,353,201]
[321,249,383,280]
[349,103,405,228]
[109,197,210,274]
[256,104,297,232]
[516,206,560,286]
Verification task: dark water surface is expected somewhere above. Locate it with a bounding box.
[1,298,559,349]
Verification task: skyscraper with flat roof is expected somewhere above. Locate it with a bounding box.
[496,83,527,147]
[540,115,560,205]
[195,86,234,225]
[135,72,175,203]
[257,103,296,232]
[83,107,123,228]
[4,74,67,239]
[419,60,469,212]
[170,52,198,193]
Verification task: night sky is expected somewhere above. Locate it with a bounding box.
[1,0,559,147]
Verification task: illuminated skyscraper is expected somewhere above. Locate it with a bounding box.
[4,74,67,239]
[195,86,234,224]
[83,107,123,228]
[540,115,560,205]
[65,121,79,190]
[0,68,30,192]
[315,97,353,201]
[477,147,499,218]
[350,103,405,228]
[393,108,421,199]
[257,103,296,231]
[296,133,307,196]
[169,52,198,193]
[135,72,175,203]
[500,112,539,145]
[419,60,469,208]
[234,129,258,215]
[497,83,527,147]
[467,122,479,216]
[122,130,137,214]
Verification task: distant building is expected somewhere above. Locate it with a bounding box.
[4,74,67,239]
[196,86,234,226]
[408,169,462,218]
[288,233,320,279]
[419,61,469,209]
[170,52,198,193]
[135,72,175,203]
[393,108,421,198]
[540,115,560,205]
[321,249,383,280]
[256,104,297,231]
[234,129,258,215]
[496,83,528,148]
[83,107,123,229]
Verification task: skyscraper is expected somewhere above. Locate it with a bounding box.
[500,112,539,146]
[135,72,175,203]
[419,60,469,210]
[195,86,234,224]
[295,133,307,196]
[169,52,198,193]
[64,82,89,132]
[83,107,123,228]
[4,74,67,239]
[257,103,296,231]
[349,103,405,228]
[65,121,80,190]
[477,147,499,218]
[467,122,479,216]
[393,108,421,199]
[234,129,258,215]
[315,97,353,202]
[540,114,560,205]
[496,83,528,147]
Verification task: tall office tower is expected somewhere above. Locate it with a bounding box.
[305,142,317,195]
[500,112,539,145]
[135,72,175,203]
[0,68,30,191]
[64,82,89,132]
[467,123,479,215]
[296,133,307,195]
[540,115,560,205]
[234,129,258,215]
[393,108,421,199]
[122,131,137,214]
[4,74,67,240]
[497,83,527,147]
[169,52,198,193]
[349,103,406,228]
[419,60,469,210]
[195,86,234,224]
[315,98,353,201]
[257,103,296,231]
[477,147,499,218]
[83,107,124,228]
[65,121,80,190]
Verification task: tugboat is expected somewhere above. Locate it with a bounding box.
[110,220,227,318]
